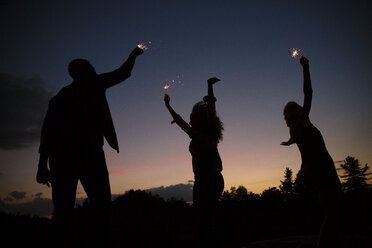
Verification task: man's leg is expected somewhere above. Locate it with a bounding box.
[49,155,79,247]
[79,149,111,246]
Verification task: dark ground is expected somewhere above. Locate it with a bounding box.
[2,189,371,248]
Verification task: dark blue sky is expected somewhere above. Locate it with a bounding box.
[1,0,371,208]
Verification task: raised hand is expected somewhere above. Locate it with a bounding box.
[280,141,290,146]
[164,94,170,105]
[300,56,309,68]
[207,77,221,85]
[131,46,144,57]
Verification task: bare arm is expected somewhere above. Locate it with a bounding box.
[164,94,193,137]
[204,77,220,118]
[99,46,144,89]
[300,56,312,117]
[281,125,297,146]
[280,137,295,146]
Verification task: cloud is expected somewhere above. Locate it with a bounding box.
[0,73,53,150]
[0,197,53,217]
[9,191,26,200]
[109,165,159,176]
[145,183,193,202]
[109,166,149,176]
[34,192,43,198]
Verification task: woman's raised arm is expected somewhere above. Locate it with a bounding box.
[164,94,193,137]
[300,56,313,117]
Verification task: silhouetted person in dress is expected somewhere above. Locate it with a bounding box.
[281,56,341,248]
[36,46,143,247]
[164,77,224,247]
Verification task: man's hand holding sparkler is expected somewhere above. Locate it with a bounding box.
[131,46,144,57]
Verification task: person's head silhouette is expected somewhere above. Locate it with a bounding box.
[283,101,302,127]
[68,59,97,81]
[190,101,208,129]
[189,98,223,143]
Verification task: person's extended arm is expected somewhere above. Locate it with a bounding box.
[164,94,193,137]
[203,77,220,118]
[281,126,297,146]
[301,56,312,117]
[100,46,144,89]
[280,137,295,146]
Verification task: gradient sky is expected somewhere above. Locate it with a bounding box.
[1,0,371,205]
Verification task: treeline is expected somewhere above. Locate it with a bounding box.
[1,156,371,247]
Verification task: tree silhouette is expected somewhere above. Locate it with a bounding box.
[293,169,306,195]
[279,167,294,194]
[260,187,282,207]
[340,156,371,193]
[220,186,251,202]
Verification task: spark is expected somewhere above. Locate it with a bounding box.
[163,74,184,90]
[290,48,301,58]
[137,43,148,50]
[137,40,152,51]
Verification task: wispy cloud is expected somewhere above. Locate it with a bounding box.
[145,183,193,202]
[334,160,344,164]
[3,196,13,202]
[0,73,53,150]
[9,191,27,200]
[109,155,189,176]
[109,164,159,176]
[34,192,43,198]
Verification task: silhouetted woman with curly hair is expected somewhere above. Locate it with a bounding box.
[164,77,224,246]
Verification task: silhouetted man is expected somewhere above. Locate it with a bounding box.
[36,46,143,246]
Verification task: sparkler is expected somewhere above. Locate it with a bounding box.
[137,41,152,51]
[290,48,301,58]
[163,75,184,91]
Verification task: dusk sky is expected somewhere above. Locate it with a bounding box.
[1,0,371,214]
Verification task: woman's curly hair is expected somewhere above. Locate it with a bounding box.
[192,101,224,143]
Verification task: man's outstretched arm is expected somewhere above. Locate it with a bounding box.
[100,46,144,89]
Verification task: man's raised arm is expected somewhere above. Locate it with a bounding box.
[100,46,144,89]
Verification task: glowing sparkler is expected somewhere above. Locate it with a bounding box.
[290,48,301,58]
[137,43,147,50]
[137,41,152,51]
[163,75,184,90]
